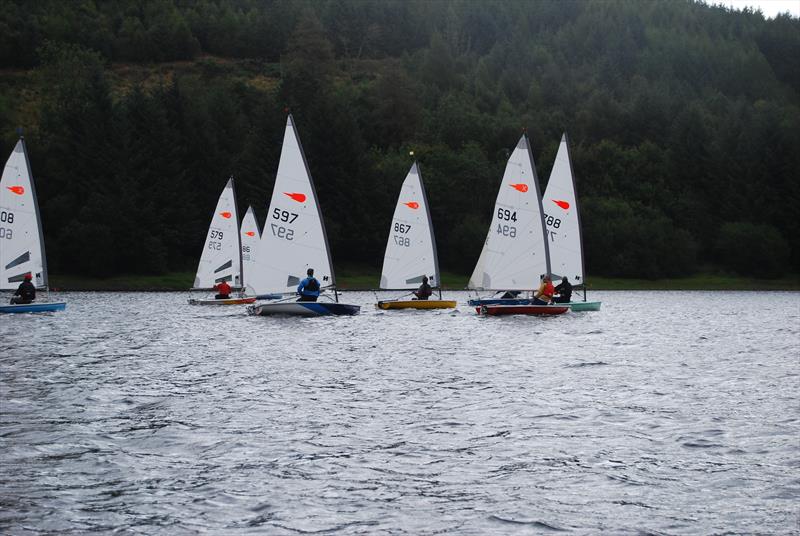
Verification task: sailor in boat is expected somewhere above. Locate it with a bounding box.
[553,277,573,304]
[297,268,321,302]
[10,273,36,305]
[214,280,232,299]
[532,275,555,305]
[413,275,433,300]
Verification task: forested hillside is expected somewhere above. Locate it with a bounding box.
[1,0,798,279]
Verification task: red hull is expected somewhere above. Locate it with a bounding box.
[477,304,569,316]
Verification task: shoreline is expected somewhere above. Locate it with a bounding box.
[40,272,800,292]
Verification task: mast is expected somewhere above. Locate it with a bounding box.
[229,176,244,289]
[288,114,338,302]
[523,130,551,280]
[416,161,442,299]
[19,131,49,289]
[564,132,587,301]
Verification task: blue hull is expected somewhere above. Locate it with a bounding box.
[250,301,360,316]
[0,301,67,314]
[467,298,531,306]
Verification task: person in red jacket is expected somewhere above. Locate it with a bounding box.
[214,280,232,299]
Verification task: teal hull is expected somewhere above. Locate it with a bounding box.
[0,301,67,314]
[568,301,601,312]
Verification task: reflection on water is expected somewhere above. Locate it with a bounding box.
[1,291,798,534]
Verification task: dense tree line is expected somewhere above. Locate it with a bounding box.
[0,0,798,279]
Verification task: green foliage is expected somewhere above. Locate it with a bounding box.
[0,0,797,280]
[715,222,790,278]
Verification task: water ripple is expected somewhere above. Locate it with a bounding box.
[1,290,798,534]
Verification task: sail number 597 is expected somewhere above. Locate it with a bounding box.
[273,209,299,223]
[271,224,294,240]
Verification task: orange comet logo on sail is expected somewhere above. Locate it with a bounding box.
[553,200,570,210]
[245,231,255,237]
[7,186,24,195]
[403,202,419,209]
[510,183,528,192]
[220,211,232,219]
[284,192,307,203]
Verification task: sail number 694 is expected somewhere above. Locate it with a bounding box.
[496,224,516,238]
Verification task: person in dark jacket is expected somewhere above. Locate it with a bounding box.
[11,273,36,304]
[553,277,573,303]
[297,268,321,302]
[413,275,433,300]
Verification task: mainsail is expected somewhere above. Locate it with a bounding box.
[0,138,47,289]
[542,133,585,284]
[193,177,242,289]
[468,133,550,290]
[379,162,440,289]
[249,115,334,295]
[240,205,260,291]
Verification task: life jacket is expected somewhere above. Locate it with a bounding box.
[542,281,554,298]
[305,277,320,292]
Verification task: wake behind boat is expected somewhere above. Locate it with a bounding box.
[375,161,455,311]
[247,115,359,317]
[0,134,66,314]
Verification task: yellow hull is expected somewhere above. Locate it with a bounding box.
[376,299,457,310]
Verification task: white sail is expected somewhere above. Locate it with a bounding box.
[240,205,260,291]
[468,134,550,290]
[249,115,334,295]
[542,134,584,284]
[193,177,242,289]
[379,162,440,289]
[0,139,47,290]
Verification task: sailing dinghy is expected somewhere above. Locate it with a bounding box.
[542,134,600,311]
[188,178,255,306]
[0,135,66,314]
[466,132,566,316]
[376,162,455,310]
[247,115,359,316]
[240,205,281,301]
[477,303,569,316]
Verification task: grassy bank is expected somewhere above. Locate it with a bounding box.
[48,269,800,291]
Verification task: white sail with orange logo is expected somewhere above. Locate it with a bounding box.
[249,115,334,295]
[379,162,440,289]
[468,133,550,290]
[0,138,47,290]
[192,177,242,289]
[542,133,584,285]
[239,205,260,292]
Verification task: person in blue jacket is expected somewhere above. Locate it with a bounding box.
[297,268,321,302]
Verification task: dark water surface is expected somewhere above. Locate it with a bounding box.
[1,291,798,534]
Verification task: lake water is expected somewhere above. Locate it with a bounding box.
[1,291,798,534]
